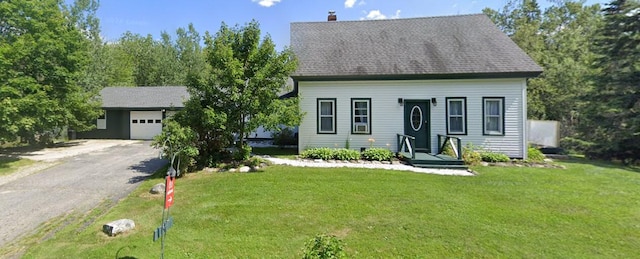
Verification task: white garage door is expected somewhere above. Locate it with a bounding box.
[130,111,163,140]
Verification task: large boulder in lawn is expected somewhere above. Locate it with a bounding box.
[150,183,165,194]
[103,219,135,236]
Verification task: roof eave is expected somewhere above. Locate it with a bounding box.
[291,71,543,81]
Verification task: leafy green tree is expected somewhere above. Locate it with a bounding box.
[0,0,100,144]
[167,20,301,167]
[202,20,300,149]
[580,0,640,163]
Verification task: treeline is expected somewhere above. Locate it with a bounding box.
[484,0,639,163]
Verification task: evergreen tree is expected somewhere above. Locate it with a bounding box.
[580,0,640,163]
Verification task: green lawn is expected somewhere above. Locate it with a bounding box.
[13,159,640,258]
[252,146,298,159]
[0,156,35,176]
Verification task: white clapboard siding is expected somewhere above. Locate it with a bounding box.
[298,78,527,158]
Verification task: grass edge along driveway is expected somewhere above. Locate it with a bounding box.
[13,159,640,258]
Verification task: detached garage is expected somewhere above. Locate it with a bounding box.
[77,86,189,140]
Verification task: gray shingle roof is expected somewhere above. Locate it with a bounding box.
[290,14,542,79]
[100,86,189,109]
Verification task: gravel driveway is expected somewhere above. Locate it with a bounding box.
[0,140,167,248]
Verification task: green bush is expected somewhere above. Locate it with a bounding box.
[334,148,361,161]
[152,119,199,173]
[272,128,297,147]
[462,144,482,166]
[234,144,252,161]
[441,142,457,158]
[362,148,394,161]
[301,147,335,160]
[302,234,346,259]
[527,146,546,163]
[481,152,510,163]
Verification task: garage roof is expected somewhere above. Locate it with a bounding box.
[100,86,189,109]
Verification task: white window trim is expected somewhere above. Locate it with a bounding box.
[446,98,466,135]
[318,99,336,134]
[351,98,371,134]
[483,98,504,135]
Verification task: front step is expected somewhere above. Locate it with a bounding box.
[399,152,467,169]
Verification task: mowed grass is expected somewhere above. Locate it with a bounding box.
[0,156,35,176]
[18,159,640,258]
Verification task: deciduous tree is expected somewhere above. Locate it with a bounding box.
[0,0,100,144]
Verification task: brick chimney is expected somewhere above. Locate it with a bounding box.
[328,10,337,21]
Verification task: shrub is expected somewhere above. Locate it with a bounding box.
[302,234,346,259]
[152,119,199,173]
[441,142,458,158]
[301,147,335,160]
[527,146,545,163]
[272,128,297,147]
[362,148,394,161]
[480,152,510,163]
[234,144,252,161]
[243,156,268,168]
[334,148,361,161]
[462,144,482,166]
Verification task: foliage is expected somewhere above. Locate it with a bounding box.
[234,144,252,161]
[578,0,640,164]
[440,142,457,158]
[361,148,394,161]
[0,0,101,145]
[302,234,347,259]
[462,143,482,166]
[199,20,301,150]
[484,0,602,137]
[527,146,546,163]
[272,127,297,147]
[300,148,335,160]
[480,152,511,163]
[19,162,640,258]
[151,119,199,173]
[243,156,268,168]
[559,137,593,154]
[333,148,361,161]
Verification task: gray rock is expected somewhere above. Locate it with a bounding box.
[150,183,165,194]
[314,159,324,163]
[103,219,135,236]
[239,166,251,173]
[228,168,237,172]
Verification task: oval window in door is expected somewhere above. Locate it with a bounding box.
[410,105,423,131]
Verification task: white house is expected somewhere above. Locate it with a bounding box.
[290,14,542,159]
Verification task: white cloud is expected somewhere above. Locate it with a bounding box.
[252,0,281,7]
[391,10,401,19]
[365,10,386,20]
[344,0,356,8]
[361,9,401,20]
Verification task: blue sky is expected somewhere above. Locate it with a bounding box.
[94,0,609,49]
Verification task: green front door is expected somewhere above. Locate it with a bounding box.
[404,100,430,152]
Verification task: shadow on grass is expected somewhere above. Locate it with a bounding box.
[127,157,169,183]
[0,140,86,154]
[0,156,20,170]
[252,147,298,157]
[559,156,640,173]
[115,245,138,259]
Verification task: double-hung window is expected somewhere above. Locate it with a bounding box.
[446,97,466,135]
[351,98,371,134]
[483,97,504,135]
[317,98,336,134]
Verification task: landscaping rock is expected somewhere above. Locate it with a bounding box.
[228,168,237,172]
[103,219,135,236]
[150,183,165,194]
[239,166,251,173]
